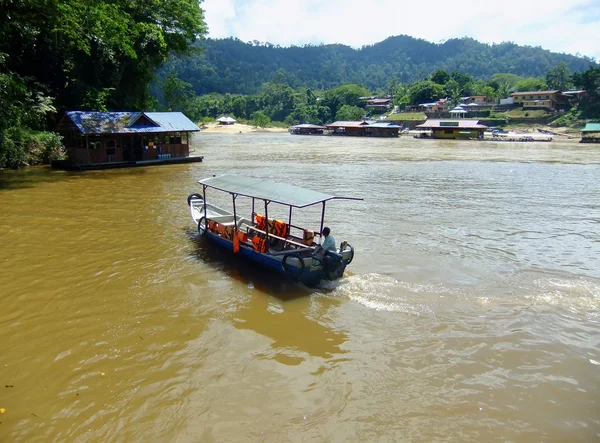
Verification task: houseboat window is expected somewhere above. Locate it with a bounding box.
[444,129,453,134]
[106,147,116,156]
[106,140,116,148]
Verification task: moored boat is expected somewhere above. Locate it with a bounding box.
[187,175,361,286]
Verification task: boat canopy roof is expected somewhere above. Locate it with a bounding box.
[198,174,361,208]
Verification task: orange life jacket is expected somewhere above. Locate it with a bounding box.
[255,214,267,231]
[217,224,233,240]
[237,231,248,243]
[252,236,267,253]
[274,220,288,238]
[208,220,217,232]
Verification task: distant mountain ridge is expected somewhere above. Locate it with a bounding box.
[160,35,597,95]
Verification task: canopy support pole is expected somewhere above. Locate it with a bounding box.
[252,198,255,223]
[264,200,269,243]
[288,206,293,228]
[203,185,207,220]
[319,201,326,240]
[232,194,238,231]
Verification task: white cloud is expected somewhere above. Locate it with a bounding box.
[202,0,600,61]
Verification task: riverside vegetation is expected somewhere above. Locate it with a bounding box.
[1,2,599,169]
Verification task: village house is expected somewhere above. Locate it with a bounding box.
[405,98,448,113]
[216,116,236,125]
[56,111,201,169]
[416,119,487,139]
[365,98,393,114]
[326,121,400,137]
[289,124,326,135]
[510,90,570,110]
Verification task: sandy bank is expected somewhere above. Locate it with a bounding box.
[198,122,288,134]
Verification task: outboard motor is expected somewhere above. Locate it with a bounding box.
[322,250,345,280]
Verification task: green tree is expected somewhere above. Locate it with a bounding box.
[322,84,370,119]
[408,80,445,105]
[231,96,247,119]
[0,0,206,111]
[251,111,271,128]
[546,62,573,90]
[573,66,600,117]
[335,104,364,121]
[514,77,547,92]
[444,79,462,108]
[431,69,450,85]
[163,74,195,112]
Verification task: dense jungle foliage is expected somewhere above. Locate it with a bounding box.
[0,0,206,168]
[156,36,597,95]
[156,64,600,128]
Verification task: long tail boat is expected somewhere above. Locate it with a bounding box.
[187,174,361,286]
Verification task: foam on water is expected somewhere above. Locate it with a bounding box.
[327,273,455,315]
[529,277,600,320]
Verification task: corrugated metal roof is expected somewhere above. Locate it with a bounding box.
[368,122,401,128]
[64,111,200,135]
[416,119,488,129]
[510,90,560,96]
[144,112,200,132]
[198,174,360,208]
[290,124,327,129]
[582,123,600,132]
[216,116,236,123]
[326,121,370,128]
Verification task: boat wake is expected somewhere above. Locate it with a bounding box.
[528,277,600,321]
[326,273,451,316]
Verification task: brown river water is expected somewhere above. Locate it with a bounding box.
[1,134,599,442]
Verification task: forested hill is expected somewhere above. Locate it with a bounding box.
[159,35,597,95]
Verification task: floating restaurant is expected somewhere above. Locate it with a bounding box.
[326,121,401,137]
[289,124,327,135]
[415,119,487,139]
[55,111,202,170]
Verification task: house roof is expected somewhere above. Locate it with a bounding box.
[367,99,392,104]
[416,119,488,129]
[63,111,200,135]
[581,123,600,132]
[326,121,370,128]
[511,90,561,96]
[368,122,402,128]
[290,124,326,129]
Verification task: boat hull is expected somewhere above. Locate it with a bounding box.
[203,231,336,286]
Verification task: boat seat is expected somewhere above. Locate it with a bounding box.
[208,215,235,223]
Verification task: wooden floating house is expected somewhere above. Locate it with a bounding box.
[289,124,327,135]
[326,121,401,137]
[580,123,600,144]
[55,111,202,170]
[415,119,487,139]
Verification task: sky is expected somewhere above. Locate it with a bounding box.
[202,0,600,61]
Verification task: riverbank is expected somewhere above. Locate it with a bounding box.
[199,122,288,134]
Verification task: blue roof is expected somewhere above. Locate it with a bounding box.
[64,111,200,135]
